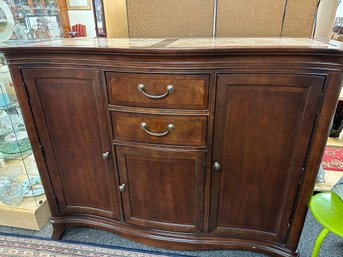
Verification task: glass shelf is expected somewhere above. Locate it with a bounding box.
[0,62,49,229]
[0,0,61,231]
[0,96,20,110]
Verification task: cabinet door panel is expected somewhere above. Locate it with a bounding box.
[22,69,121,220]
[116,146,205,233]
[209,74,324,242]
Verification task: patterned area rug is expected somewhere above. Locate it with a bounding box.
[322,146,343,172]
[0,233,185,257]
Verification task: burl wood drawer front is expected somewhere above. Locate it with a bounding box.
[111,112,207,146]
[106,72,209,109]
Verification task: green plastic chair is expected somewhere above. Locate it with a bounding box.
[309,192,343,257]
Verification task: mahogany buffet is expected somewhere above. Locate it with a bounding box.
[1,38,342,257]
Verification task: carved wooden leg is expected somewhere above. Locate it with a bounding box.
[51,223,66,240]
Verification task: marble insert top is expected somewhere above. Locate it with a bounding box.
[1,37,342,52]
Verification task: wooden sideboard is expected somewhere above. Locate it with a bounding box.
[1,38,342,257]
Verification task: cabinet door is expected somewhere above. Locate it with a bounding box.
[22,69,121,220]
[116,146,205,233]
[209,74,324,242]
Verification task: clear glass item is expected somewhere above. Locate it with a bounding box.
[0,182,24,205]
[0,0,63,230]
[0,64,46,211]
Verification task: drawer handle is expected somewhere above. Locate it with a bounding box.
[140,122,174,137]
[137,84,174,99]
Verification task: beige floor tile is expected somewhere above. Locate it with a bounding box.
[315,170,342,192]
[326,133,343,147]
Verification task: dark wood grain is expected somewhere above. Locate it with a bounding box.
[209,74,324,243]
[106,72,209,109]
[49,214,298,256]
[22,69,121,220]
[2,39,342,257]
[51,222,66,240]
[285,71,343,252]
[111,112,207,146]
[116,145,205,233]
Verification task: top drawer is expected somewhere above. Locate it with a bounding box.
[106,72,209,109]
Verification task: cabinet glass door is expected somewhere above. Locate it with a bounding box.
[0,0,63,230]
[4,0,62,41]
[0,58,48,230]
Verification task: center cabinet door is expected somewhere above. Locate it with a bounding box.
[209,74,324,242]
[22,69,121,220]
[116,146,205,233]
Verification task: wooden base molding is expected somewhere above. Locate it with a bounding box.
[50,216,298,257]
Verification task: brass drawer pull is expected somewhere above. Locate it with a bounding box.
[140,122,174,137]
[137,84,174,99]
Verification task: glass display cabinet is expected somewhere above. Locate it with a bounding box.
[0,0,63,230]
[6,0,61,40]
[0,57,49,230]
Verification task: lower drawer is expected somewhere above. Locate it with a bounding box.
[111,112,207,146]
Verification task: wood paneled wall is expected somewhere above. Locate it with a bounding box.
[104,0,318,38]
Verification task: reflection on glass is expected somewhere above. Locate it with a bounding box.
[0,74,42,207]
[0,0,61,230]
[4,0,62,40]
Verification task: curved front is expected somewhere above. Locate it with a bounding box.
[50,215,298,257]
[3,41,342,257]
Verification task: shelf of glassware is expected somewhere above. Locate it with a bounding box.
[0,154,49,230]
[0,64,50,230]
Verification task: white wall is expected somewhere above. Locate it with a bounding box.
[336,0,343,17]
[68,2,96,37]
[315,0,339,38]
